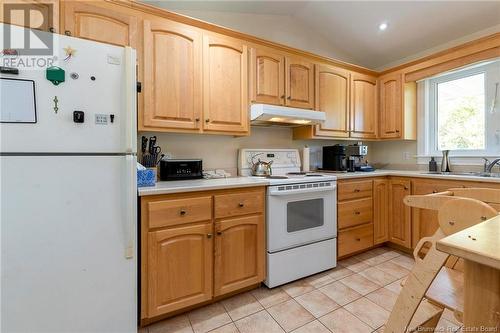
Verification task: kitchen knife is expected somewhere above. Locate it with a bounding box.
[148,136,157,154]
[141,136,148,154]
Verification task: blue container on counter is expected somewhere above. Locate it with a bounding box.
[137,168,156,187]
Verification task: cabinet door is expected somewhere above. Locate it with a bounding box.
[285,57,314,109]
[62,1,137,48]
[0,0,59,32]
[142,19,202,131]
[379,73,402,139]
[214,215,265,297]
[148,223,213,317]
[350,73,377,139]
[249,48,285,105]
[203,33,248,134]
[373,178,389,244]
[389,179,411,248]
[314,64,350,137]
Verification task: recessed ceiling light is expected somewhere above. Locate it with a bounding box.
[379,22,388,31]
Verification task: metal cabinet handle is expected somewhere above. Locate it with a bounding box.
[217,231,222,236]
[281,95,285,99]
[354,189,360,193]
[48,27,55,33]
[432,190,437,194]
[195,118,200,122]
[396,130,400,133]
[179,209,186,216]
[356,238,361,241]
[207,233,212,239]
[404,186,409,190]
[64,30,72,36]
[287,96,291,100]
[354,211,361,215]
[205,119,210,123]
[238,202,244,207]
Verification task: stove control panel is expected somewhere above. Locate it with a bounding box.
[238,149,301,176]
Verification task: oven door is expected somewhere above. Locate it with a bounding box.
[267,181,337,253]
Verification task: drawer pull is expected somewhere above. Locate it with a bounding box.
[64,30,72,36]
[354,211,361,215]
[432,190,437,193]
[179,209,186,216]
[217,231,222,236]
[356,238,361,241]
[238,202,245,207]
[354,189,360,193]
[207,233,213,239]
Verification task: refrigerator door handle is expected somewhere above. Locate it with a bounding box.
[122,155,137,259]
[124,46,137,154]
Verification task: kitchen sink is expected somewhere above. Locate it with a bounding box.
[422,171,500,178]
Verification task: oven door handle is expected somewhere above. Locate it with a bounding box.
[268,185,336,196]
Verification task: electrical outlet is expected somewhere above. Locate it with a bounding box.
[403,151,411,160]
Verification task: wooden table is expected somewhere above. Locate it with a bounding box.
[437,215,500,330]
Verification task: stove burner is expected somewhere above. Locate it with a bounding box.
[266,175,289,179]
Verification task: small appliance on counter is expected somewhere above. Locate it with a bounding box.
[322,145,347,172]
[159,159,203,181]
[321,143,374,172]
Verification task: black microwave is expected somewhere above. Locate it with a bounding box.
[159,159,203,181]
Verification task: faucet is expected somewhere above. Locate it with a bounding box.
[486,158,500,173]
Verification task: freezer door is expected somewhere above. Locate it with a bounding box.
[1,155,137,332]
[0,24,137,153]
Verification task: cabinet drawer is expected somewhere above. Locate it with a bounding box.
[148,196,212,229]
[338,198,373,229]
[214,190,264,219]
[338,223,374,257]
[338,180,373,201]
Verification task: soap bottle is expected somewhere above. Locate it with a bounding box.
[429,157,438,172]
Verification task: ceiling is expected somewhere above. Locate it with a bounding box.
[143,1,500,70]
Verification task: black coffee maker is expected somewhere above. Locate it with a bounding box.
[322,145,347,172]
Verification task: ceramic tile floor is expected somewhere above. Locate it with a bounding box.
[141,246,462,333]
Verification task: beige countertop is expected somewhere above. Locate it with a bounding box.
[138,170,500,196]
[331,169,500,183]
[138,177,270,196]
[437,215,500,270]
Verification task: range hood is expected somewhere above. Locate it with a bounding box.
[250,104,326,127]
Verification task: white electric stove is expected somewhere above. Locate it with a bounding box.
[239,149,338,287]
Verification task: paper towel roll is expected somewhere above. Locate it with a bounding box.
[302,146,310,172]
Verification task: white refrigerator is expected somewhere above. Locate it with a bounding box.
[0,24,137,332]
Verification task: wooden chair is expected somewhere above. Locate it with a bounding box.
[384,188,500,333]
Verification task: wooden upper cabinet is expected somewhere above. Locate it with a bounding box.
[1,0,59,32]
[249,48,285,105]
[62,1,138,48]
[285,57,315,109]
[147,223,213,318]
[389,178,412,249]
[314,64,350,138]
[214,215,265,297]
[350,73,377,139]
[379,73,403,139]
[203,33,249,134]
[142,19,202,131]
[373,178,389,245]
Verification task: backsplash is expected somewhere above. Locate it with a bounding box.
[138,127,373,176]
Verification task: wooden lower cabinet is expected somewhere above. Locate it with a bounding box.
[214,215,265,296]
[141,187,265,323]
[338,223,374,257]
[147,223,213,317]
[373,178,389,244]
[388,178,412,249]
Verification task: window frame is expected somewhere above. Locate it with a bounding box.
[421,59,500,161]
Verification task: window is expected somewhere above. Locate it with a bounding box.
[422,60,500,159]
